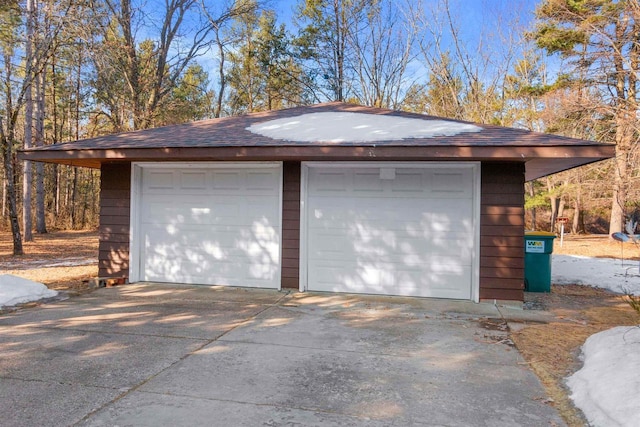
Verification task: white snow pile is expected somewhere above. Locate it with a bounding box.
[247,112,482,143]
[552,255,640,425]
[552,254,640,295]
[0,274,58,308]
[567,326,640,427]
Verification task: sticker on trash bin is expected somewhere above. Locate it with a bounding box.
[526,240,545,253]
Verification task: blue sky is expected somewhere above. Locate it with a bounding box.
[184,0,545,97]
[271,0,538,39]
[268,0,541,78]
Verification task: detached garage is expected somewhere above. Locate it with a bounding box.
[19,102,614,302]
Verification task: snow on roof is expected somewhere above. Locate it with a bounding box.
[247,112,482,143]
[0,274,58,307]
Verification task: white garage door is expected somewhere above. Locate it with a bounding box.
[303,163,478,300]
[132,163,282,289]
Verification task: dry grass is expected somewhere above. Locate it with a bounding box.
[0,230,98,262]
[553,233,640,260]
[513,287,638,426]
[0,230,99,293]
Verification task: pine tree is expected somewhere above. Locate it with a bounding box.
[533,0,640,235]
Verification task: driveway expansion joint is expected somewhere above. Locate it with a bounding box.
[74,290,293,426]
[132,388,381,422]
[216,337,413,358]
[6,324,214,341]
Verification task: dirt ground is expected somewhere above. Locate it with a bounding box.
[1,231,639,425]
[0,230,99,293]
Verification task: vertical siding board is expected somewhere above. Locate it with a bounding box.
[480,162,525,301]
[281,161,301,289]
[98,163,131,279]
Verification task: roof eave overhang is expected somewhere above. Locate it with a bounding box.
[18,144,615,178]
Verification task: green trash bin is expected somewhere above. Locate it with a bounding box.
[524,231,556,292]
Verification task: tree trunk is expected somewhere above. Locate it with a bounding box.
[22,0,36,242]
[609,115,633,235]
[35,68,47,234]
[214,27,225,118]
[54,164,59,217]
[547,178,557,232]
[609,139,630,235]
[527,182,536,230]
[2,172,6,217]
[557,197,566,233]
[1,128,23,255]
[572,190,582,234]
[70,167,77,228]
[22,162,33,241]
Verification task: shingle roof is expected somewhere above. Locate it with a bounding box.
[18,102,614,180]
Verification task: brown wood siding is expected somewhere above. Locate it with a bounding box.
[281,161,301,289]
[93,160,526,301]
[479,162,525,301]
[98,163,131,279]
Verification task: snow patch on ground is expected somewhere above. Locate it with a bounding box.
[0,274,58,307]
[1,256,97,270]
[567,326,640,427]
[248,112,482,143]
[553,254,640,295]
[552,255,640,425]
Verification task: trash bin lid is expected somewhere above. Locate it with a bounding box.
[525,231,557,237]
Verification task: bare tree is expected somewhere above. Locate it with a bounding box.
[416,0,523,124]
[199,0,261,118]
[349,0,417,108]
[95,0,212,130]
[295,0,370,102]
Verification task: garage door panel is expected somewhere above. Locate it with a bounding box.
[390,173,423,193]
[309,262,471,299]
[145,171,176,191]
[305,164,476,299]
[245,195,280,210]
[143,200,241,225]
[246,171,279,190]
[142,194,280,225]
[310,171,348,192]
[310,234,472,264]
[308,214,472,235]
[353,172,384,192]
[309,213,474,243]
[211,171,242,190]
[430,170,473,197]
[143,226,280,287]
[138,165,281,289]
[180,171,207,189]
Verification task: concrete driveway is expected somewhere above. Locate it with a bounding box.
[0,284,564,426]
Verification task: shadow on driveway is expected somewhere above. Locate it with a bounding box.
[0,284,564,426]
